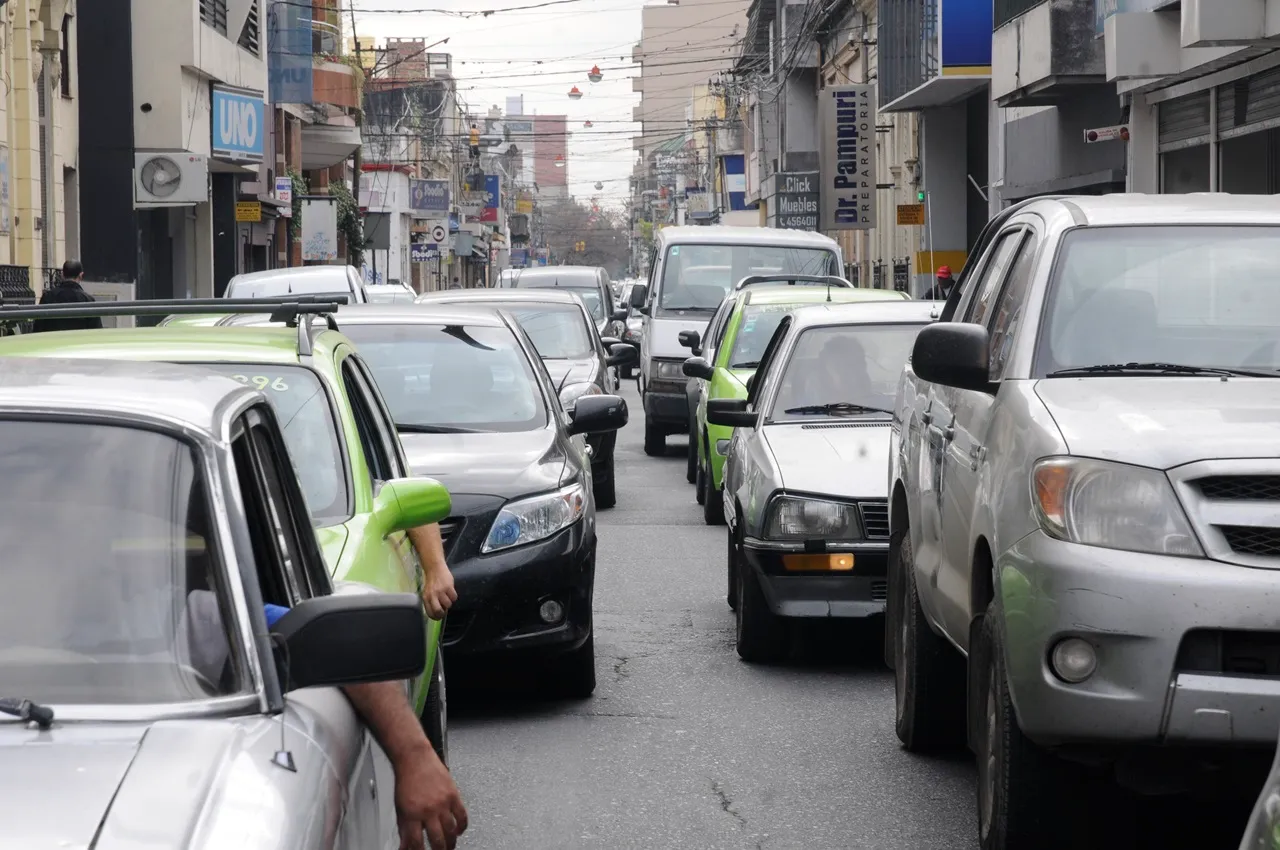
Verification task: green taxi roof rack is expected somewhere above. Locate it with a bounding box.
[0,297,344,357]
[733,274,853,291]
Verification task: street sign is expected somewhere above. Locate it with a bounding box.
[275,176,292,217]
[236,201,262,223]
[896,203,925,226]
[1083,125,1130,143]
[411,243,439,263]
[429,221,448,243]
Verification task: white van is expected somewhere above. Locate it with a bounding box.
[628,226,843,455]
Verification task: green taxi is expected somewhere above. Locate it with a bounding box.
[0,301,453,761]
[681,284,910,525]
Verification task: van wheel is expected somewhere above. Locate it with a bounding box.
[975,602,1078,850]
[643,422,665,457]
[891,530,965,751]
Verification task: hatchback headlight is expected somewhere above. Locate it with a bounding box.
[652,359,685,380]
[559,382,601,410]
[1031,457,1203,557]
[483,483,587,553]
[765,496,861,540]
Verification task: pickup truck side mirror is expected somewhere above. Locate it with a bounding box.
[629,285,649,308]
[912,323,993,393]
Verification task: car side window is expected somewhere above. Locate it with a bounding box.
[349,354,410,478]
[964,229,1025,327]
[986,233,1040,381]
[341,357,396,486]
[748,317,792,412]
[231,407,323,607]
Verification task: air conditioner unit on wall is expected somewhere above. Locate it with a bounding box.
[134,152,210,207]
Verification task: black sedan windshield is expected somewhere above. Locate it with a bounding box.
[770,324,926,421]
[342,324,548,432]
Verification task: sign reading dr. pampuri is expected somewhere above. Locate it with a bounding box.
[819,84,876,231]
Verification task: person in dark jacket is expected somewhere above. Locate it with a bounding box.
[32,260,102,333]
[922,265,954,301]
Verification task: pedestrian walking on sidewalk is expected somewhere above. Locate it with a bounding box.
[33,260,102,333]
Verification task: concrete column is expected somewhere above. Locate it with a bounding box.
[1127,94,1159,192]
[10,0,43,282]
[917,105,969,292]
[194,200,213,297]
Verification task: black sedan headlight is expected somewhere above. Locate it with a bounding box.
[765,496,862,541]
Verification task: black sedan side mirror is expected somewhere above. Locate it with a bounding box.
[569,394,629,434]
[629,285,648,308]
[706,398,756,428]
[607,343,639,368]
[912,323,994,393]
[612,307,628,321]
[683,357,714,380]
[677,330,700,351]
[272,593,425,691]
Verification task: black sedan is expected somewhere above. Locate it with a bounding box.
[334,304,628,697]
[415,288,638,508]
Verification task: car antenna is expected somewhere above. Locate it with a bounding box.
[826,278,832,303]
[270,634,297,773]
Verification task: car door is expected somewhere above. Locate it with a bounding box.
[933,223,1039,641]
[638,245,659,393]
[725,317,792,532]
[230,407,385,850]
[692,298,735,432]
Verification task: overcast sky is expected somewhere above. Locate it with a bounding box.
[353,0,651,210]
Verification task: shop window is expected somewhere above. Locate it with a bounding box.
[1161,145,1211,194]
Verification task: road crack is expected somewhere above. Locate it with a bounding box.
[710,779,747,829]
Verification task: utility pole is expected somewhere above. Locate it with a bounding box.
[349,3,364,270]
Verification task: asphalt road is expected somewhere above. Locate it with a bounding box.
[449,380,1261,850]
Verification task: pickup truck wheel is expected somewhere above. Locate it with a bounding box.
[422,646,448,767]
[643,420,666,457]
[686,413,698,483]
[702,434,726,526]
[976,603,1076,850]
[726,524,740,611]
[736,557,788,663]
[892,531,965,752]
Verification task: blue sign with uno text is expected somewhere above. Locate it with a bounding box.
[212,86,265,161]
[267,0,313,104]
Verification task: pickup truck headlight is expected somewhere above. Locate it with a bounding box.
[765,496,861,540]
[559,382,601,410]
[1031,457,1203,557]
[483,482,587,553]
[652,359,686,381]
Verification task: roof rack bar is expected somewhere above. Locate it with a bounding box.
[734,274,854,291]
[0,300,345,324]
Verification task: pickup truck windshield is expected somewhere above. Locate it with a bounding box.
[658,244,837,315]
[0,421,245,705]
[1038,226,1280,377]
[771,324,926,421]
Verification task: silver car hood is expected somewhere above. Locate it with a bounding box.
[1035,377,1280,469]
[764,421,892,498]
[648,315,709,359]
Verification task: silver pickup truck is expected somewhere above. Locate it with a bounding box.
[888,194,1280,850]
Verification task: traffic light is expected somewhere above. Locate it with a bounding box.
[916,190,925,202]
[574,240,586,252]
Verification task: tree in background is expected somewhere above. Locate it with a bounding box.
[536,197,630,278]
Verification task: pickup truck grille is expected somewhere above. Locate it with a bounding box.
[1197,476,1280,501]
[859,502,890,540]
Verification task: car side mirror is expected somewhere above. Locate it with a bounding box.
[271,593,426,691]
[912,323,993,393]
[707,398,756,428]
[612,307,628,321]
[677,330,700,351]
[568,394,629,435]
[607,343,639,367]
[373,477,452,535]
[745,374,758,394]
[629,284,648,308]
[683,356,714,380]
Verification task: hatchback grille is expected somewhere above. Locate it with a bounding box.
[1222,526,1280,557]
[870,580,888,602]
[859,502,890,540]
[438,518,464,559]
[1197,476,1280,501]
[441,612,472,646]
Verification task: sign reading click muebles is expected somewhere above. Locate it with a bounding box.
[770,172,820,231]
[818,84,876,231]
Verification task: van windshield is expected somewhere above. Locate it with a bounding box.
[657,244,837,316]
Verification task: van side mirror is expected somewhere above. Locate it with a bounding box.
[678,330,700,350]
[629,285,648,308]
[912,324,994,393]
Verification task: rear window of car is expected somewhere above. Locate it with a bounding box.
[225,275,353,300]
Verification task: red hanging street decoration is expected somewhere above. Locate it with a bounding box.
[588,65,603,83]
[554,154,566,167]
[568,86,583,100]
[583,120,593,128]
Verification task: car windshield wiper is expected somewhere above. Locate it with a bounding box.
[784,402,894,416]
[1046,362,1279,378]
[397,424,484,434]
[0,697,54,728]
[732,360,761,369]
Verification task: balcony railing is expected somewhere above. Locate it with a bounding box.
[878,0,938,107]
[994,0,1044,27]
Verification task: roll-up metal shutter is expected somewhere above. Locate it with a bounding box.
[1218,65,1280,141]
[1159,91,1211,153]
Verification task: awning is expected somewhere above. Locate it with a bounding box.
[881,72,990,113]
[302,123,362,170]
